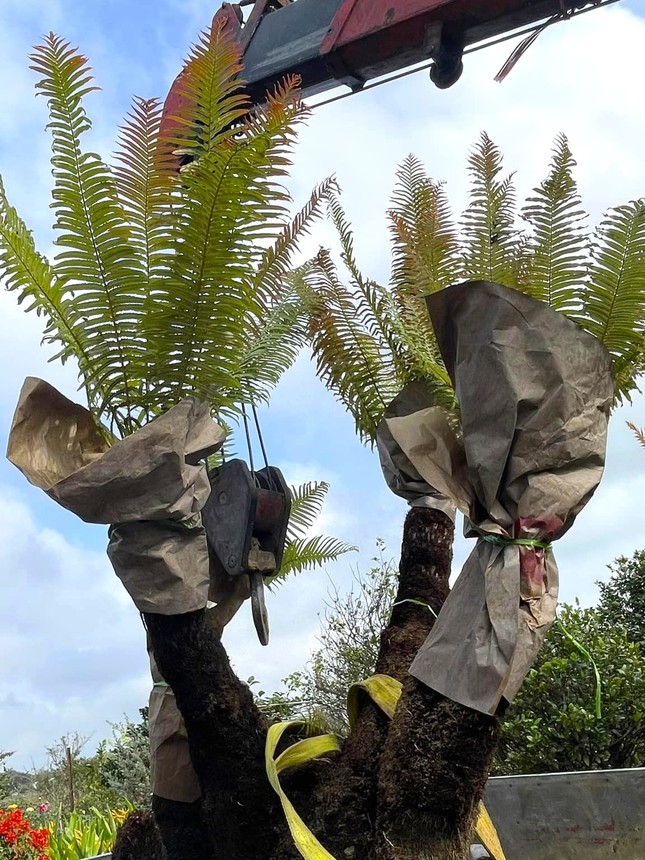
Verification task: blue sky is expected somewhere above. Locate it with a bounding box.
[1,0,645,770]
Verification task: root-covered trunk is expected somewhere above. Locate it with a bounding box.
[137,507,501,860]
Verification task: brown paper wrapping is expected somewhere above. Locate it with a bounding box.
[6,377,225,614]
[378,281,613,714]
[377,379,457,520]
[6,379,255,800]
[149,647,202,803]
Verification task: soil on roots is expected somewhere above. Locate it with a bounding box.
[278,507,455,860]
[151,795,210,860]
[112,811,165,860]
[377,677,501,860]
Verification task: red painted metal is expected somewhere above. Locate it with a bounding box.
[322,0,574,56]
[323,0,451,54]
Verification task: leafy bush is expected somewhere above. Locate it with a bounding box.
[47,806,128,860]
[255,544,397,734]
[95,711,150,810]
[495,604,645,774]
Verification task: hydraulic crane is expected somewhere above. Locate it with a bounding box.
[183,0,614,101]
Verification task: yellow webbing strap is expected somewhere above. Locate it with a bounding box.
[265,678,507,860]
[347,674,403,727]
[475,803,506,860]
[266,721,340,860]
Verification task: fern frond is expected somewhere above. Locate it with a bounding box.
[627,422,645,449]
[0,177,91,375]
[113,96,175,288]
[237,269,313,404]
[160,18,248,160]
[389,154,461,296]
[307,247,400,442]
[276,535,357,580]
[237,180,338,402]
[142,23,308,413]
[327,193,408,376]
[251,178,337,311]
[286,481,330,542]
[521,134,588,314]
[580,199,645,398]
[30,34,146,434]
[462,132,520,286]
[387,297,456,411]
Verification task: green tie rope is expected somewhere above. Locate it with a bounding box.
[482,534,551,551]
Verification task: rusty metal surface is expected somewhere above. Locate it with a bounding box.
[483,768,645,859]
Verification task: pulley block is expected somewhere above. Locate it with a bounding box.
[202,458,292,645]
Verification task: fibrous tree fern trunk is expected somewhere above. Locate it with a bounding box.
[144,610,286,860]
[129,507,476,860]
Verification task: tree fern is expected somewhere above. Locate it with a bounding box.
[141,26,306,413]
[308,133,645,444]
[520,134,588,314]
[1,23,332,436]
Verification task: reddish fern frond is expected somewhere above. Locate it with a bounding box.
[627,422,645,449]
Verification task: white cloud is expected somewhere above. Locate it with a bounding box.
[0,486,149,768]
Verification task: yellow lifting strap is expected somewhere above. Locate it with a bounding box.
[265,673,507,860]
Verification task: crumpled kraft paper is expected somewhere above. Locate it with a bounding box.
[377,281,613,714]
[7,377,225,614]
[149,647,202,803]
[377,379,456,521]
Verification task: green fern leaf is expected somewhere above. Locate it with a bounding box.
[521,134,588,314]
[286,481,331,542]
[238,180,337,404]
[252,178,337,311]
[238,270,313,405]
[113,96,175,287]
[0,177,91,375]
[307,247,399,442]
[142,23,308,414]
[327,193,408,375]
[30,34,146,434]
[308,187,456,440]
[581,199,645,398]
[389,154,461,296]
[462,132,520,286]
[276,535,357,580]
